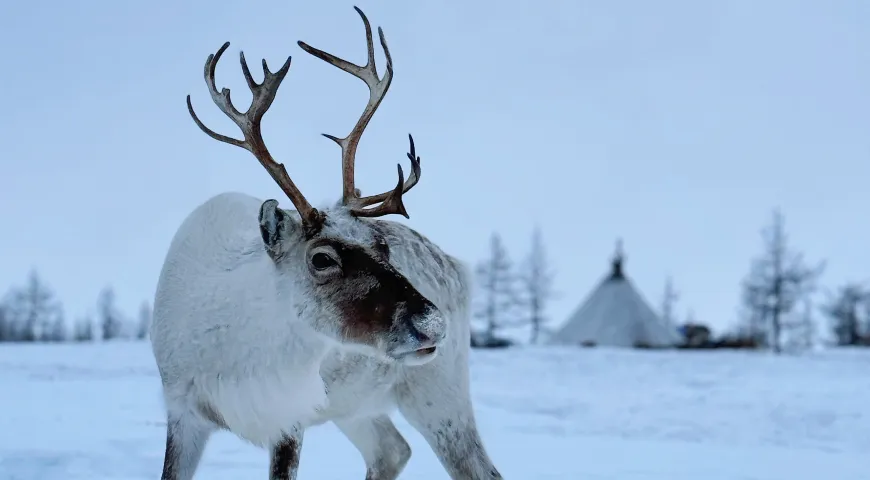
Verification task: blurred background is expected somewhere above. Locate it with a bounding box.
[0,0,868,479]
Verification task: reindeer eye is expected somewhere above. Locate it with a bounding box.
[311,252,337,270]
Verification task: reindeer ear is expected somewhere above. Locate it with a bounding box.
[258,199,298,261]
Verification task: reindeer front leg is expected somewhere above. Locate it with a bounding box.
[396,368,502,479]
[269,429,304,480]
[160,412,214,480]
[335,415,412,479]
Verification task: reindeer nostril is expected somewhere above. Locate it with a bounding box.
[408,322,430,343]
[395,291,440,346]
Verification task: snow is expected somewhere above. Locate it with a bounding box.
[1,342,868,479]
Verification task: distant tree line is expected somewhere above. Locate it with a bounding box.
[0,270,151,343]
[5,208,867,355]
[668,208,870,354]
[472,210,870,354]
[472,226,557,348]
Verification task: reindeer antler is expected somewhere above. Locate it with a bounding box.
[298,6,422,219]
[187,42,324,229]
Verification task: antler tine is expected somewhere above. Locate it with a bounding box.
[297,6,403,209]
[351,134,421,218]
[187,42,323,229]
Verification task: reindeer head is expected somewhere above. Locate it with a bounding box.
[186,7,445,365]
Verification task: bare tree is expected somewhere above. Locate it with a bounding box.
[137,301,152,340]
[97,287,126,341]
[475,232,520,342]
[741,209,825,354]
[518,226,556,344]
[73,315,95,342]
[784,297,817,352]
[822,282,869,346]
[3,269,64,342]
[865,300,870,340]
[661,276,680,329]
[739,263,770,346]
[45,310,68,342]
[0,303,9,342]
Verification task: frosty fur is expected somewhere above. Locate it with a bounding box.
[150,192,502,480]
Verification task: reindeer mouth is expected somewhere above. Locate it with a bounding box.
[391,344,439,365]
[415,346,437,356]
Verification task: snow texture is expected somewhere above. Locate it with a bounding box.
[1,342,868,479]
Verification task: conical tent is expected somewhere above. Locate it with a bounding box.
[549,240,683,348]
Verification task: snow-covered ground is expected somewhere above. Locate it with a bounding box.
[0,343,867,479]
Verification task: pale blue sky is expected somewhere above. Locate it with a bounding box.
[1,0,867,333]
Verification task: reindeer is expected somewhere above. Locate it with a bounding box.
[149,7,502,480]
